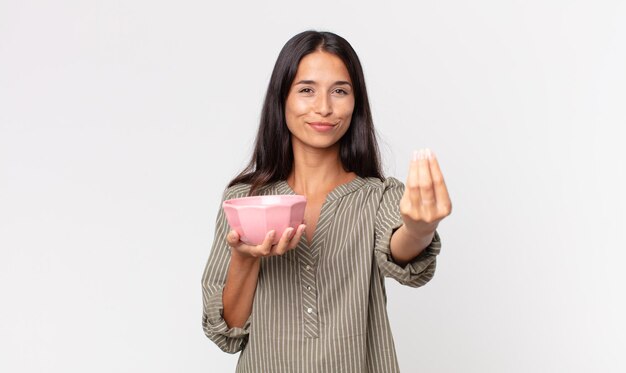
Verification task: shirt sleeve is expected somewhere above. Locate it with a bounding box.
[201,187,251,353]
[373,177,442,287]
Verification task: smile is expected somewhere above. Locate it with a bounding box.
[308,122,338,132]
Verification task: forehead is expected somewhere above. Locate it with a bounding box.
[293,51,351,83]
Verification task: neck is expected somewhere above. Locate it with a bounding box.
[287,141,354,197]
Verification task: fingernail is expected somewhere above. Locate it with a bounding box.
[424,148,432,160]
[412,149,420,161]
[268,230,275,238]
[286,227,295,238]
[414,149,426,160]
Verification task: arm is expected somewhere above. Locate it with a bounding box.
[373,177,441,287]
[222,248,261,328]
[222,221,305,328]
[373,149,451,286]
[201,189,253,353]
[389,224,435,267]
[202,187,306,352]
[391,148,451,266]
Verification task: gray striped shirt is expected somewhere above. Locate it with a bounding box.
[201,176,442,372]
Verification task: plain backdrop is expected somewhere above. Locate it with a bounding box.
[1,0,625,372]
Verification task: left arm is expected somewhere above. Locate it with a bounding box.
[390,148,452,267]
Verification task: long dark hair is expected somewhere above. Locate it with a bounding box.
[228,30,384,195]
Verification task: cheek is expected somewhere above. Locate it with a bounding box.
[285,100,306,132]
[286,98,309,117]
[339,99,355,118]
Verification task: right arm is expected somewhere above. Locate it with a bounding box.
[201,189,252,353]
[201,188,305,353]
[222,246,261,328]
[223,225,305,327]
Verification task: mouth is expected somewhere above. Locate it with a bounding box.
[308,121,338,132]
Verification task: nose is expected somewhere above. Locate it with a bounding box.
[314,93,332,116]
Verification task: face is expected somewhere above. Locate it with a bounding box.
[284,51,355,153]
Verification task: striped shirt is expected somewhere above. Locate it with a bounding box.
[201,176,442,372]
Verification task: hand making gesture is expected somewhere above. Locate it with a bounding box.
[399,148,452,239]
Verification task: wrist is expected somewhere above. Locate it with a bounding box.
[230,248,261,267]
[400,223,435,242]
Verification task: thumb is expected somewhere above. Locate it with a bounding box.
[226,230,240,245]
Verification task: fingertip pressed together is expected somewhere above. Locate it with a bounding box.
[412,148,436,161]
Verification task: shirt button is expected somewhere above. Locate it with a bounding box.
[305,265,311,270]
[307,307,313,314]
[306,285,312,291]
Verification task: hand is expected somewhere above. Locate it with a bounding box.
[226,224,307,259]
[399,148,452,238]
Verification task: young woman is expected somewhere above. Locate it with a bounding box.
[201,30,452,372]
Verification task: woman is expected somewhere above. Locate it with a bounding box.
[201,30,452,372]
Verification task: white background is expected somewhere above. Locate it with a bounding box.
[1,0,625,372]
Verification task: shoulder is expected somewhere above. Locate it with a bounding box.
[361,176,405,193]
[221,180,281,200]
[360,177,405,211]
[221,183,252,201]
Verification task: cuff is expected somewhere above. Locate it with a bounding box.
[204,284,251,339]
[375,223,441,287]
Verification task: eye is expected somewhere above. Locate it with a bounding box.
[334,88,349,95]
[299,88,313,93]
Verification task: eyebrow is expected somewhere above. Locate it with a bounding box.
[294,79,352,87]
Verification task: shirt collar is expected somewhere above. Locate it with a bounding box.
[274,175,366,201]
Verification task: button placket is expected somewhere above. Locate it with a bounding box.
[298,199,338,339]
[300,258,318,336]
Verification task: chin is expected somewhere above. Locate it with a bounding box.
[307,139,342,150]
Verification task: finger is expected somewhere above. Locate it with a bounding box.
[419,148,435,206]
[226,229,259,258]
[226,230,241,248]
[253,230,276,257]
[429,152,452,215]
[287,224,306,250]
[408,150,422,208]
[271,227,295,255]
